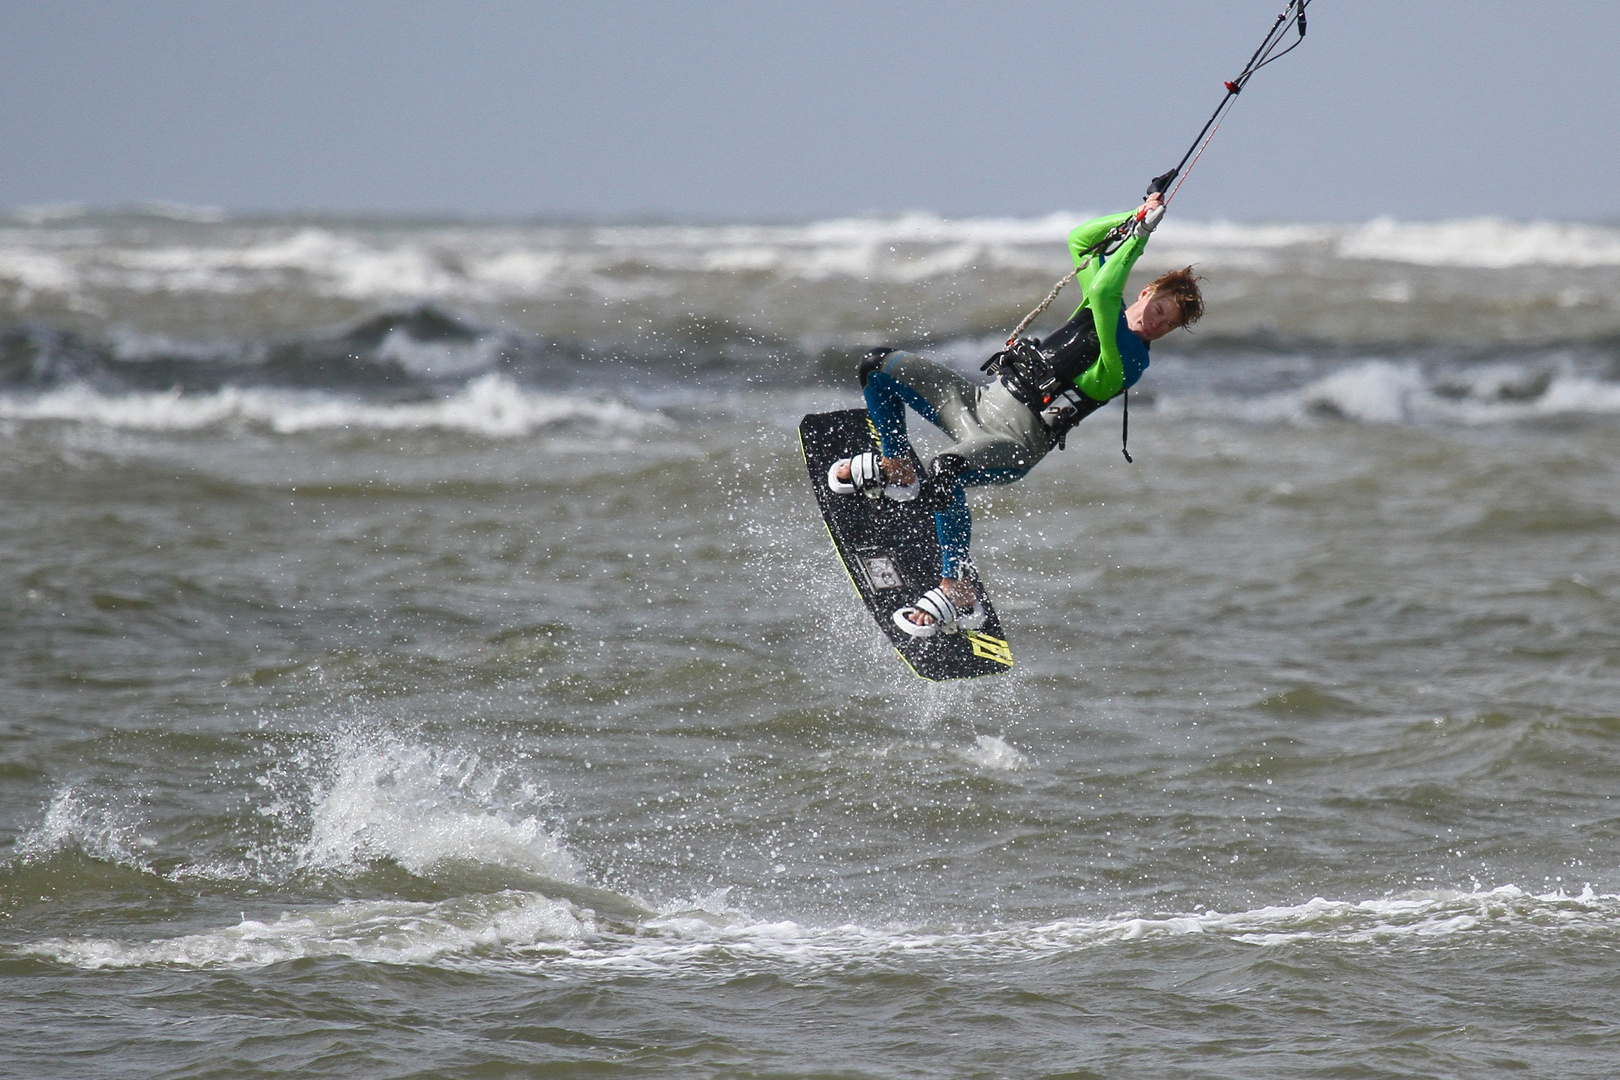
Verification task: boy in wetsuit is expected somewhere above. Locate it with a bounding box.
[828,190,1204,637]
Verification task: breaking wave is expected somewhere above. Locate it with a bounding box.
[295,727,580,882]
[9,725,1616,977]
[582,884,1620,973]
[4,358,1617,438]
[11,786,153,870]
[19,891,590,969]
[4,215,1620,308]
[1336,217,1620,269]
[1162,358,1620,427]
[5,725,585,889]
[1,213,1617,433]
[16,884,1616,972]
[0,372,669,437]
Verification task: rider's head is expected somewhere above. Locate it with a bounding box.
[1127,266,1204,342]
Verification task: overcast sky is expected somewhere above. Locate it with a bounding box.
[1,1,1615,221]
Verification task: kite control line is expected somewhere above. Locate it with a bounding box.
[1002,0,1312,350]
[1151,0,1311,205]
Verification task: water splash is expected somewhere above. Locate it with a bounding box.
[12,786,151,870]
[298,726,580,883]
[957,735,1031,772]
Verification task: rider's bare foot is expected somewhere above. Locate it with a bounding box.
[834,455,916,487]
[903,577,977,627]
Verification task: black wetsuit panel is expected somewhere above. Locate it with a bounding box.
[1038,307,1103,387]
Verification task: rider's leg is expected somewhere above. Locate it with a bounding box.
[863,351,981,453]
[897,446,1036,628]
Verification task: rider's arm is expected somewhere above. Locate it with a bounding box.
[1073,227,1149,401]
[1068,212,1134,294]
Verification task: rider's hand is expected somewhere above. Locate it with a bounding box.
[1133,194,1166,238]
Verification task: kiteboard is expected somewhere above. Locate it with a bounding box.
[798,408,1012,681]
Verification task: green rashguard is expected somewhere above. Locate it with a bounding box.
[1066,211,1150,402]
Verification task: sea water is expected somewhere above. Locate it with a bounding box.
[2,207,1619,1078]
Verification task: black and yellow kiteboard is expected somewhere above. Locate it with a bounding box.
[798,409,1012,681]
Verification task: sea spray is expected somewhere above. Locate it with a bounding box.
[299,724,579,882]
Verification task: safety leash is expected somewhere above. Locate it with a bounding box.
[1121,390,1131,463]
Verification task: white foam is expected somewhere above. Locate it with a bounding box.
[957,734,1031,772]
[560,884,1620,975]
[373,328,508,378]
[19,890,587,969]
[7,214,1610,310]
[1165,360,1620,428]
[24,883,1610,974]
[1532,374,1620,415]
[0,374,670,438]
[1339,217,1620,268]
[576,213,1092,284]
[0,247,78,293]
[1300,360,1428,424]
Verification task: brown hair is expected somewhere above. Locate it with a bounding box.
[1146,266,1205,329]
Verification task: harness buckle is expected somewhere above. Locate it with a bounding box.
[1039,388,1084,429]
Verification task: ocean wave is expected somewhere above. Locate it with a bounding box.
[2,357,1613,437]
[0,218,1073,301]
[1163,359,1620,427]
[0,373,670,437]
[4,215,1618,312]
[1338,217,1620,268]
[17,884,1614,972]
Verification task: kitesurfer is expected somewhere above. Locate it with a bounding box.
[828,191,1203,637]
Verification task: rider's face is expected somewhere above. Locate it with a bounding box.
[1133,290,1184,341]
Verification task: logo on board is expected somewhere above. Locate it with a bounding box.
[962,631,1013,666]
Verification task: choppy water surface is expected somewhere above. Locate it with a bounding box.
[3,209,1620,1078]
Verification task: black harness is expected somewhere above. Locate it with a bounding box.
[982,307,1120,453]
